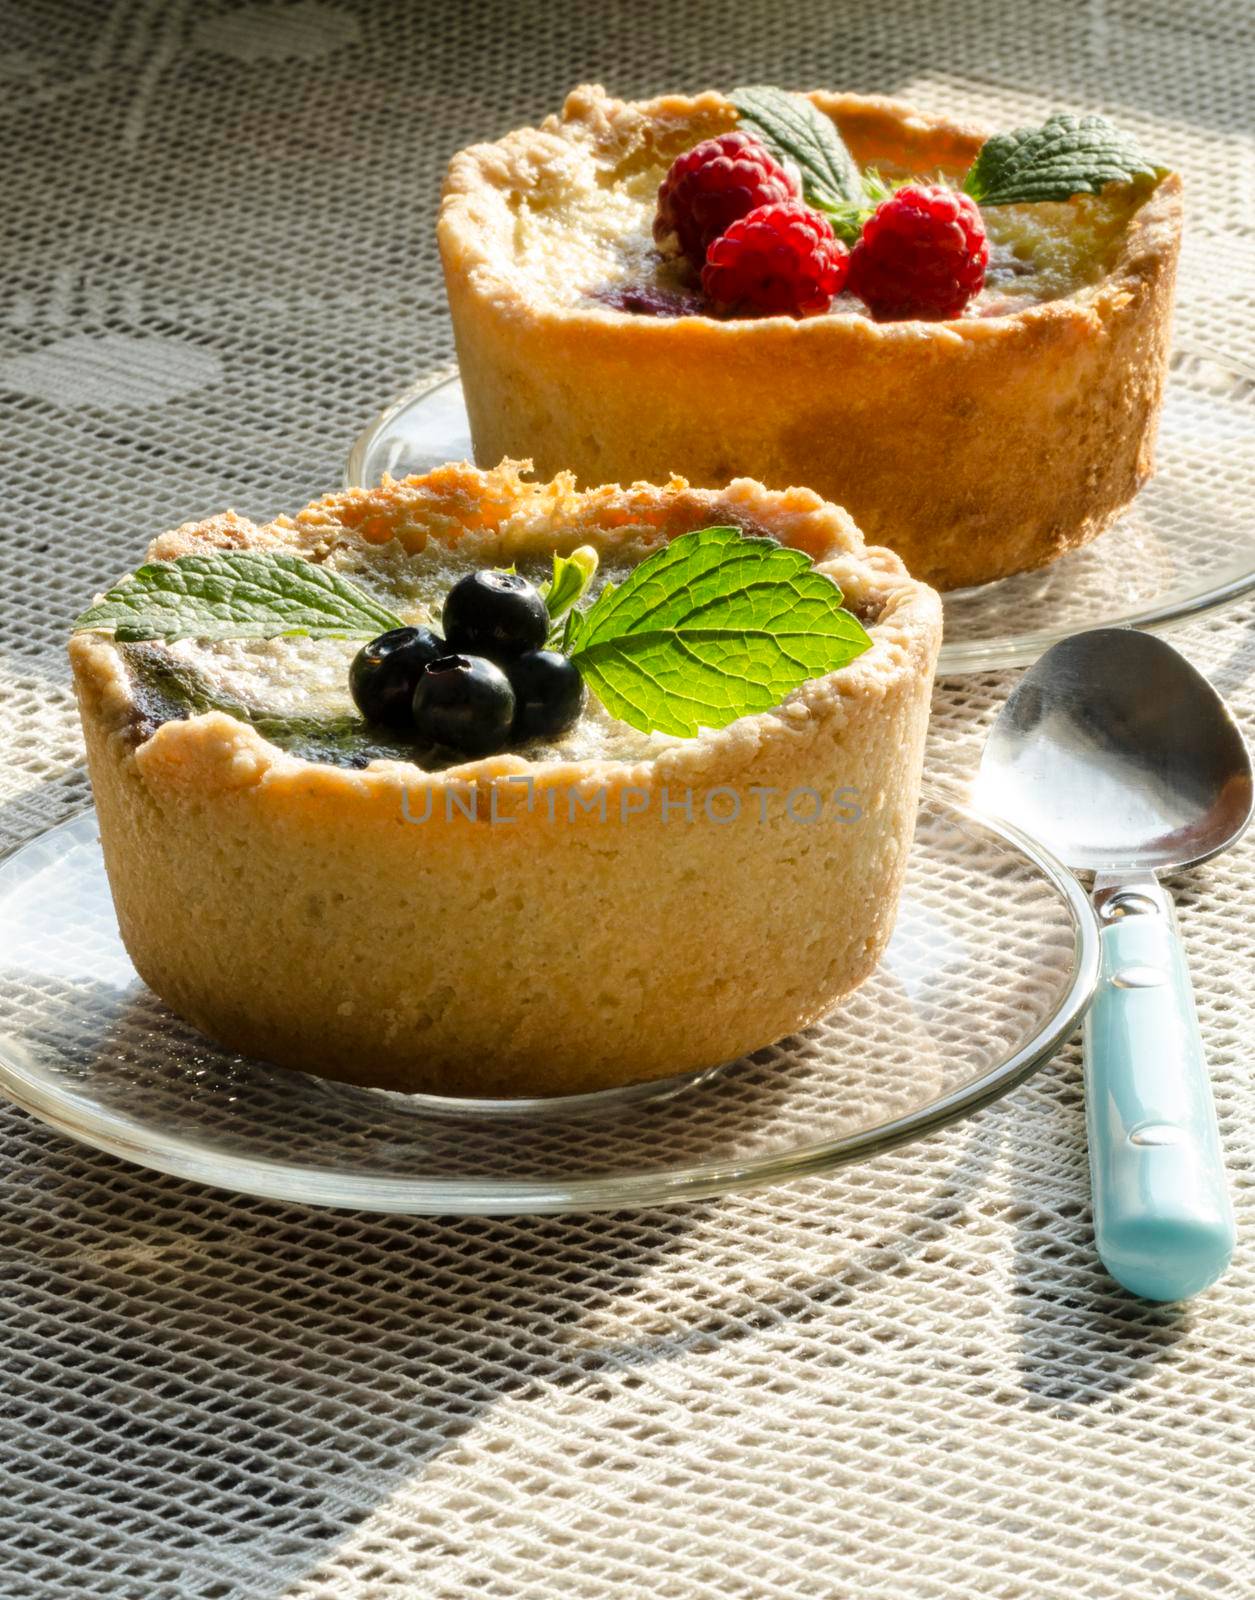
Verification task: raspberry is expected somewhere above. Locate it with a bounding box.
[655,131,800,273]
[701,202,848,318]
[847,183,988,321]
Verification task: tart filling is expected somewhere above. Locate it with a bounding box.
[104,512,880,771]
[479,86,1158,322]
[118,547,689,770]
[508,160,1144,319]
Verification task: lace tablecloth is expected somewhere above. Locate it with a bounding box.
[3,3,1252,1596]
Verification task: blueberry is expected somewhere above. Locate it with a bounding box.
[508,650,586,742]
[350,626,447,728]
[412,654,516,757]
[442,570,549,661]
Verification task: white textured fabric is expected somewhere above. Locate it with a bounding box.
[2,2,1253,1597]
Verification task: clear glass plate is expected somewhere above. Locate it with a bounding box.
[344,347,1255,674]
[0,798,1097,1214]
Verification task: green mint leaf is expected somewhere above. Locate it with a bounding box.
[730,85,863,209]
[73,551,405,643]
[567,526,872,737]
[543,545,599,628]
[963,113,1160,206]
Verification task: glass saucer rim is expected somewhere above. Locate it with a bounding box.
[0,794,1099,1214]
[342,346,1255,676]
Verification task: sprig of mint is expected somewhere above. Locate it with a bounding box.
[565,526,871,737]
[963,113,1160,206]
[72,552,405,643]
[730,85,865,231]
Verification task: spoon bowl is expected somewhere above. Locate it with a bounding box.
[977,628,1253,876]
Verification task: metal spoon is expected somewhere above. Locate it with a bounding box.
[976,628,1252,1302]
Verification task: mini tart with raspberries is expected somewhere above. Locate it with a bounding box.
[69,462,941,1099]
[439,85,1182,591]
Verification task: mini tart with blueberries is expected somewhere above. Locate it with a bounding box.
[69,461,941,1099]
[439,85,1182,591]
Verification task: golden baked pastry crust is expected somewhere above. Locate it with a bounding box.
[70,463,941,1097]
[439,86,1182,591]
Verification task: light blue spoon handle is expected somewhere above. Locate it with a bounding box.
[1084,879,1234,1302]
